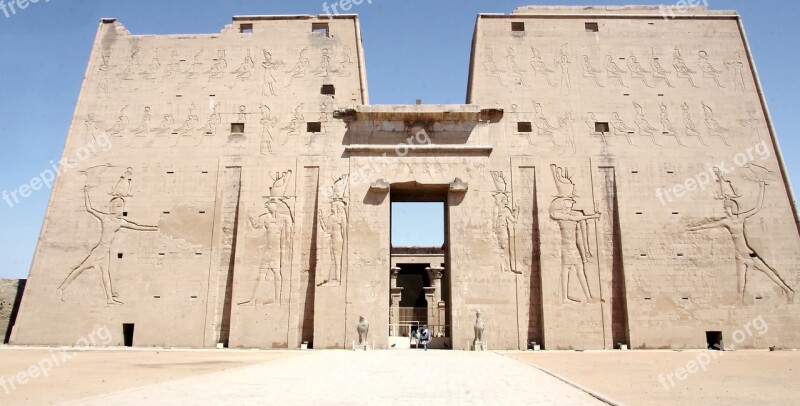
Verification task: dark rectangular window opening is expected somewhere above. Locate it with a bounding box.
[307,122,322,133]
[595,122,610,133]
[706,331,723,350]
[240,23,253,34]
[122,211,128,217]
[511,22,525,32]
[231,123,245,134]
[517,122,532,133]
[321,84,336,96]
[585,22,599,32]
[117,253,123,259]
[123,323,135,347]
[312,23,329,36]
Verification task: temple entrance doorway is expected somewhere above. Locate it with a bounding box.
[388,183,451,350]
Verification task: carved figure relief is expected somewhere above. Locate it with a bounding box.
[331,47,353,77]
[112,167,134,198]
[233,53,255,78]
[313,48,332,78]
[200,103,222,136]
[239,171,295,306]
[57,170,158,305]
[627,56,652,87]
[702,102,730,145]
[483,48,505,86]
[605,55,627,87]
[319,175,349,286]
[581,55,603,87]
[237,105,248,124]
[725,50,747,94]
[659,103,685,146]
[673,48,698,87]
[688,168,794,304]
[611,112,636,145]
[117,49,140,82]
[681,102,706,145]
[533,102,561,147]
[175,107,199,135]
[262,50,280,96]
[281,103,305,140]
[530,47,556,87]
[185,50,204,80]
[549,164,602,304]
[651,57,675,88]
[98,53,111,97]
[84,113,103,144]
[131,106,152,139]
[147,113,175,147]
[259,104,279,155]
[207,50,228,81]
[698,51,724,88]
[286,49,310,87]
[506,47,526,86]
[738,111,763,144]
[142,57,160,81]
[491,171,520,274]
[106,106,129,137]
[556,43,571,93]
[633,102,660,145]
[163,51,181,79]
[559,112,577,156]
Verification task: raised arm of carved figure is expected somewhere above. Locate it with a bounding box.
[121,219,158,232]
[687,217,727,232]
[744,181,767,219]
[83,187,103,219]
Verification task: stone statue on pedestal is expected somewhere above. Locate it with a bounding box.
[474,310,485,345]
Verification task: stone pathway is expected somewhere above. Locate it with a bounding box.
[63,350,606,405]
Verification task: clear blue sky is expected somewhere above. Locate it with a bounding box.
[0,0,797,278]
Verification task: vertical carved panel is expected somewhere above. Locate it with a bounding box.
[298,167,319,345]
[516,167,544,348]
[208,167,241,347]
[597,167,629,347]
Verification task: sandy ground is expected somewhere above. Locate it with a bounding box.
[508,350,800,405]
[2,347,798,405]
[0,347,301,405]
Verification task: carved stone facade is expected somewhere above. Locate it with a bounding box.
[9,6,800,350]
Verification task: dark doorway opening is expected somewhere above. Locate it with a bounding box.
[123,323,135,347]
[706,331,723,350]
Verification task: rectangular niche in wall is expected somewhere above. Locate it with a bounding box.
[123,323,135,347]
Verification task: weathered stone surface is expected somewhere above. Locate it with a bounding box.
[10,7,800,350]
